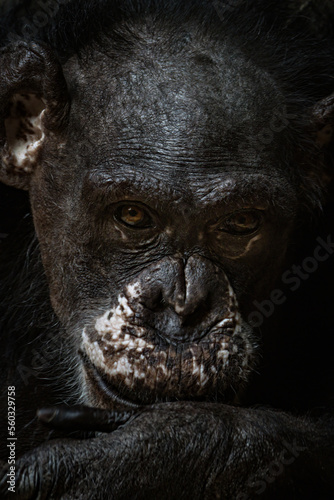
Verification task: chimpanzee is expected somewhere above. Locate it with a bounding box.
[0,0,334,498]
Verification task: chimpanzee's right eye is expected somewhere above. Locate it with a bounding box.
[114,204,153,229]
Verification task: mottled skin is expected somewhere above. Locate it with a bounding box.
[0,0,334,498]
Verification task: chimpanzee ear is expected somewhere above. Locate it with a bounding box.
[0,42,70,190]
[313,94,334,148]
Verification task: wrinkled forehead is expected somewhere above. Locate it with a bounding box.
[64,31,285,155]
[57,29,295,211]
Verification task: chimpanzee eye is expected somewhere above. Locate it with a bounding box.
[114,205,153,229]
[220,210,263,235]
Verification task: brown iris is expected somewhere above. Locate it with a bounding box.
[115,205,152,228]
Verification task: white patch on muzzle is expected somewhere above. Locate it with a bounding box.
[81,280,253,396]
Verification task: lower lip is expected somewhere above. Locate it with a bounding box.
[79,351,142,409]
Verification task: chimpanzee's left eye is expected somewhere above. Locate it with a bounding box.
[219,210,263,235]
[114,204,153,229]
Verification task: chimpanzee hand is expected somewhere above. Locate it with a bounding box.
[0,403,333,500]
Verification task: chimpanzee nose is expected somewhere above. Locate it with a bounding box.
[127,255,229,342]
[161,256,211,320]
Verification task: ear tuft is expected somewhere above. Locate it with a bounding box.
[0,42,70,190]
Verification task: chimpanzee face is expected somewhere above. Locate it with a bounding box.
[1,30,330,407]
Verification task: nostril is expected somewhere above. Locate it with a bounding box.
[140,289,166,312]
[177,301,210,327]
[157,291,166,311]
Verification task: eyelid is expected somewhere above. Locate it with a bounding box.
[113,202,155,230]
[214,209,264,235]
[211,208,263,223]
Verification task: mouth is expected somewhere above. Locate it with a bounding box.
[80,309,255,407]
[77,266,256,406]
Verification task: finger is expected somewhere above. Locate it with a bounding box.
[37,405,137,432]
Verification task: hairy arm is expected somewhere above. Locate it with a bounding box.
[0,403,333,499]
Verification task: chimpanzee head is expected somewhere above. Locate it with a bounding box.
[0,9,333,408]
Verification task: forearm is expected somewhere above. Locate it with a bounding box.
[209,408,334,498]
